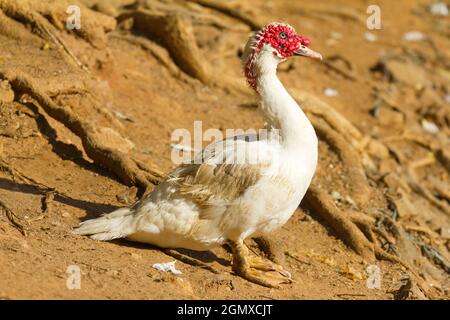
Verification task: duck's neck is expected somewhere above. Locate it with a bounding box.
[256,65,317,152]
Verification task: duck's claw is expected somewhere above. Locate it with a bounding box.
[229,240,292,288]
[247,255,292,279]
[235,266,292,288]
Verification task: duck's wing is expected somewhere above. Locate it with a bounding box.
[150,136,277,220]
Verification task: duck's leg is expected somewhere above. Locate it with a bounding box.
[229,240,292,288]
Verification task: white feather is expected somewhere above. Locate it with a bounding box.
[73,26,318,252]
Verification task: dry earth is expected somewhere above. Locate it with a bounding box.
[0,0,449,299]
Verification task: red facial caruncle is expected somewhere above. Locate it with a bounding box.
[244,23,312,90]
[259,23,310,59]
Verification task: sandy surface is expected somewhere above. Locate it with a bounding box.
[0,0,448,299]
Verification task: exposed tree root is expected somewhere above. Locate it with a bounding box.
[253,234,286,265]
[435,148,450,172]
[0,7,36,42]
[312,119,371,205]
[186,0,263,30]
[1,71,164,189]
[134,0,247,31]
[304,184,421,280]
[382,135,450,215]
[109,32,198,86]
[50,89,126,130]
[2,70,419,282]
[30,12,89,73]
[405,166,450,216]
[0,199,28,236]
[41,191,55,214]
[0,156,49,189]
[0,156,64,202]
[304,184,376,262]
[292,90,362,143]
[390,275,427,300]
[322,55,358,81]
[283,92,423,276]
[116,9,253,94]
[118,9,211,83]
[0,0,116,49]
[0,5,88,72]
[257,92,414,271]
[26,191,56,224]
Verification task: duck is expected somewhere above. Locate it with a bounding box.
[73,22,322,288]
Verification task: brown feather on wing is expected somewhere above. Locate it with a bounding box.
[168,162,265,219]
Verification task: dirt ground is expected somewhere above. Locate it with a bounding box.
[0,0,449,300]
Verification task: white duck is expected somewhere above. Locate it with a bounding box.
[74,22,322,288]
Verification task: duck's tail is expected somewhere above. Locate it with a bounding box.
[72,207,134,241]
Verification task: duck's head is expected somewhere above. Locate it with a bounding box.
[242,22,322,90]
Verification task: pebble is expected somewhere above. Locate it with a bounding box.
[403,31,426,41]
[421,119,439,134]
[331,191,342,201]
[430,2,448,16]
[61,211,70,218]
[324,88,338,97]
[364,32,377,42]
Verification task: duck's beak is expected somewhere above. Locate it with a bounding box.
[294,46,323,60]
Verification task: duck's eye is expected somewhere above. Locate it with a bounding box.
[279,32,287,39]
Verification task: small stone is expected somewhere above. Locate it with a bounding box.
[331,191,342,201]
[344,196,356,207]
[61,211,70,218]
[324,88,338,97]
[421,119,439,134]
[364,32,377,42]
[439,227,450,238]
[403,31,425,42]
[430,2,448,16]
